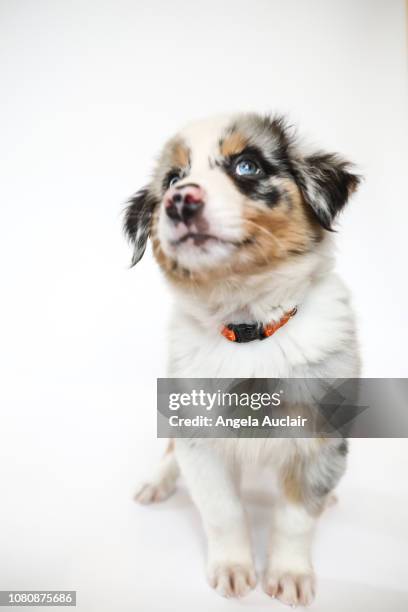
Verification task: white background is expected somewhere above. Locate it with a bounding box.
[0,1,408,610]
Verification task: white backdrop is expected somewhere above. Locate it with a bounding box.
[0,1,407,611]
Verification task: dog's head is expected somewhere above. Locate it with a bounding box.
[124,114,359,284]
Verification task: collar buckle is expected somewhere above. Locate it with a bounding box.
[225,323,261,343]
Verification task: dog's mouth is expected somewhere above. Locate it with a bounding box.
[170,232,253,248]
[171,233,225,247]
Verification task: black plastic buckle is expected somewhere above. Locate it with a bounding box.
[227,323,262,343]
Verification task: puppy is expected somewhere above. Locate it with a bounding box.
[125,113,360,606]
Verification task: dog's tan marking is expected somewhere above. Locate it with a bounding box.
[171,141,190,168]
[282,452,303,505]
[150,137,190,199]
[281,438,339,517]
[220,131,248,157]
[241,179,322,268]
[165,439,175,455]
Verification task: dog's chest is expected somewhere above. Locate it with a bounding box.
[169,314,329,378]
[170,327,298,377]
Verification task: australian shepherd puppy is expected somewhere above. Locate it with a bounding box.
[125,113,360,606]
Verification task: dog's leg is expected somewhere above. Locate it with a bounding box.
[176,440,256,598]
[134,440,179,504]
[263,497,317,606]
[263,439,347,606]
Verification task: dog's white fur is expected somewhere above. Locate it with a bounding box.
[131,115,360,606]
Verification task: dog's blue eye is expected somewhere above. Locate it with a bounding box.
[235,159,260,177]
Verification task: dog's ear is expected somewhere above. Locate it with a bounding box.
[124,187,159,266]
[292,152,361,230]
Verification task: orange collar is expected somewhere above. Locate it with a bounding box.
[221,307,297,343]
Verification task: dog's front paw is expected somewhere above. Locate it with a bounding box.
[207,562,256,598]
[263,569,315,607]
[133,479,176,504]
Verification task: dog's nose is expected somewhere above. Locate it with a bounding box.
[165,184,205,225]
